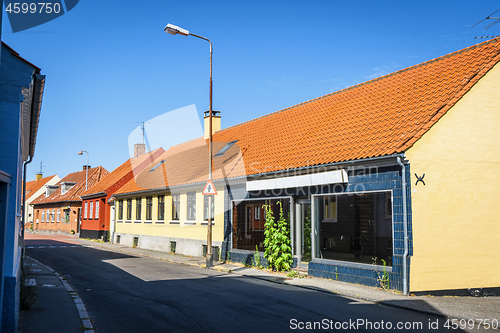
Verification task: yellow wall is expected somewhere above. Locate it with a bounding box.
[406,62,500,292]
[115,186,225,242]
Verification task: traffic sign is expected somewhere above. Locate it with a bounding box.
[202,179,218,195]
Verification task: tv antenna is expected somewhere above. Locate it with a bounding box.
[38,162,44,175]
[133,121,151,145]
[472,8,500,39]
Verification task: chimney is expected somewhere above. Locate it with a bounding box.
[36,173,43,181]
[134,143,145,158]
[83,165,91,171]
[204,111,221,140]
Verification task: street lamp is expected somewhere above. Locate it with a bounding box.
[164,23,215,268]
[78,150,89,191]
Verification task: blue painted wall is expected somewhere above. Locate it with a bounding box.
[0,43,38,333]
[225,164,413,293]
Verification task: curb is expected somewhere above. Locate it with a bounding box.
[27,256,95,333]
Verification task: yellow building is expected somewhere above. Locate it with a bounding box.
[112,38,500,294]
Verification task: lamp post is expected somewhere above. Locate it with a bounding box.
[78,150,89,190]
[164,23,215,267]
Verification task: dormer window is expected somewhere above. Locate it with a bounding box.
[45,185,59,197]
[61,182,77,195]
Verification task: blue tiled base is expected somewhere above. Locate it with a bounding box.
[309,260,405,292]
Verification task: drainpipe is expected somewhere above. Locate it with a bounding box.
[397,156,409,295]
[21,156,33,240]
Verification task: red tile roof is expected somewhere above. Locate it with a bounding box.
[31,166,109,205]
[25,175,58,200]
[79,148,165,197]
[114,38,500,195]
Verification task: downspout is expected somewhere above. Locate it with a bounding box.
[21,157,33,240]
[397,156,409,295]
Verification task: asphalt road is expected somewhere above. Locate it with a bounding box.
[25,236,474,333]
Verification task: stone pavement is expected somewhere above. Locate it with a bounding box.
[20,232,500,332]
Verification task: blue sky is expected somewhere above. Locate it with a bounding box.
[2,0,499,181]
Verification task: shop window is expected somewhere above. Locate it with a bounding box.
[232,199,290,252]
[315,191,393,266]
[186,192,196,220]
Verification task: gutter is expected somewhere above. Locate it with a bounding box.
[397,156,409,295]
[80,191,106,200]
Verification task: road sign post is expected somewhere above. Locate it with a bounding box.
[203,180,217,267]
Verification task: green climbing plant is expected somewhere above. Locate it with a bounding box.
[263,201,293,271]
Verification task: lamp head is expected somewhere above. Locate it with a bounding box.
[78,151,83,155]
[164,23,189,36]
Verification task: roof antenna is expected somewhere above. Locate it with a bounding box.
[133,121,151,145]
[133,121,152,153]
[472,8,500,39]
[38,162,44,175]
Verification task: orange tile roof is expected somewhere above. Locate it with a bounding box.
[79,148,165,197]
[114,138,245,195]
[114,38,500,195]
[25,175,58,200]
[31,166,109,205]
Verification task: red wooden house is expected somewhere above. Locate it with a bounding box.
[79,146,164,240]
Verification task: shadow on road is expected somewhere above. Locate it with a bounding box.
[24,246,471,333]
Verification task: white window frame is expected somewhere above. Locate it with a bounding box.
[42,210,45,222]
[89,201,94,220]
[95,200,99,219]
[57,209,60,223]
[84,202,88,219]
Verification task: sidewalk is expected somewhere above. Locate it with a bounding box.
[18,256,93,333]
[21,234,500,332]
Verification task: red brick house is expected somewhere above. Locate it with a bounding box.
[79,147,164,240]
[31,166,109,234]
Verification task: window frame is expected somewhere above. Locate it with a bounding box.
[95,200,99,219]
[186,192,196,221]
[89,201,94,220]
[136,198,142,220]
[84,202,88,219]
[171,194,180,221]
[126,199,132,221]
[157,195,165,221]
[118,200,123,220]
[312,190,394,267]
[146,197,153,221]
[203,195,215,221]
